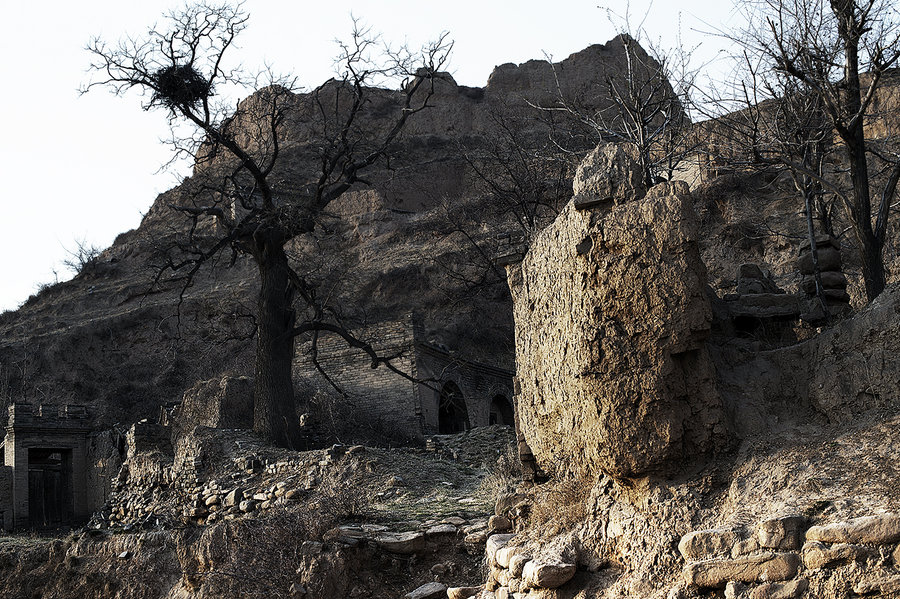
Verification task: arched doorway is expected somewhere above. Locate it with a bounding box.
[489,395,514,426]
[438,382,470,434]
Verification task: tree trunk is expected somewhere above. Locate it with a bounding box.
[833,0,886,301]
[858,228,886,301]
[252,236,300,448]
[846,137,886,300]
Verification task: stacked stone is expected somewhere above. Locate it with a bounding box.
[678,512,900,598]
[177,455,203,487]
[680,516,804,596]
[105,473,172,529]
[322,516,483,554]
[480,533,576,597]
[184,478,307,525]
[802,514,900,596]
[727,263,803,325]
[736,263,781,295]
[798,236,851,319]
[101,450,330,528]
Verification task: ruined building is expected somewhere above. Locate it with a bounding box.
[295,313,514,439]
[0,404,93,530]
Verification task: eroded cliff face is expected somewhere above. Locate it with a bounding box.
[507,143,726,480]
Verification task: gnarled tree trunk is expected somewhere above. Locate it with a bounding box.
[252,236,300,448]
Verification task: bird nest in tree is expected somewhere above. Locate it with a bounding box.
[152,64,211,109]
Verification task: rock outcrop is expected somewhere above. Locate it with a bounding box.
[506,143,726,480]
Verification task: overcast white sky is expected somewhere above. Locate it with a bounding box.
[0,0,740,312]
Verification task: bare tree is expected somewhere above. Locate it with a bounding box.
[462,108,575,240]
[536,27,697,188]
[62,238,104,275]
[84,2,451,447]
[702,54,840,306]
[730,0,900,301]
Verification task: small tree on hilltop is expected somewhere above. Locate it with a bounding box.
[84,1,452,447]
[535,19,698,188]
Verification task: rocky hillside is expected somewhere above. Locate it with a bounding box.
[0,35,674,432]
[450,143,900,599]
[0,425,518,598]
[2,138,896,599]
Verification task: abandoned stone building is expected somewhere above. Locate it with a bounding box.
[0,404,93,530]
[295,313,515,439]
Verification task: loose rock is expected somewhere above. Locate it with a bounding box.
[521,560,576,589]
[375,531,425,554]
[805,514,900,545]
[403,582,447,599]
[447,587,483,599]
[684,553,800,588]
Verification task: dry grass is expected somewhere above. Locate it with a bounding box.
[479,442,521,503]
[527,475,592,536]
[315,470,374,523]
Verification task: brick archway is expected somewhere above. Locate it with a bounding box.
[438,381,469,434]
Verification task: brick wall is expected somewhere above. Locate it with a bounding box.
[0,466,11,531]
[295,314,513,439]
[416,346,514,434]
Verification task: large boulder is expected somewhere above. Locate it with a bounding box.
[572,142,647,208]
[506,143,725,479]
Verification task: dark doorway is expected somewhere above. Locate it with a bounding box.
[438,382,470,434]
[28,448,73,529]
[489,395,514,426]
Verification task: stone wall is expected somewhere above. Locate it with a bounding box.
[678,512,900,597]
[506,143,726,480]
[295,314,513,440]
[0,466,11,531]
[416,345,514,434]
[174,375,254,436]
[718,283,900,436]
[85,430,123,521]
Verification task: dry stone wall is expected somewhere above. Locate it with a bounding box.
[506,143,726,480]
[677,512,900,598]
[716,284,900,437]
